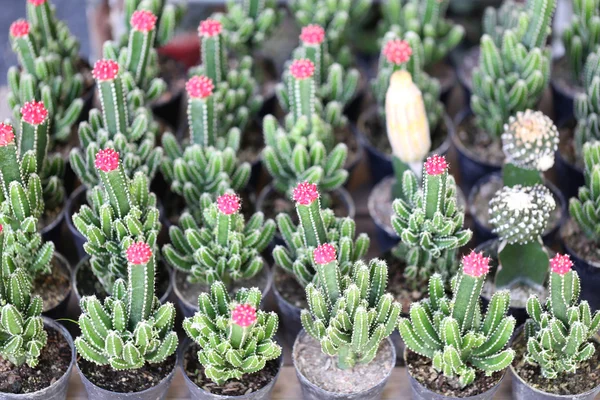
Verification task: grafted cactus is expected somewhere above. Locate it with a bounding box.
[574,50,600,159]
[301,245,401,369]
[563,0,600,82]
[123,0,184,47]
[379,0,464,68]
[373,31,443,131]
[190,19,263,134]
[72,149,160,293]
[482,0,526,47]
[569,141,600,245]
[25,0,80,58]
[398,252,515,388]
[214,0,283,55]
[273,182,369,287]
[525,254,600,378]
[163,193,275,285]
[391,155,472,286]
[0,225,48,368]
[70,59,163,188]
[183,281,281,385]
[75,242,178,370]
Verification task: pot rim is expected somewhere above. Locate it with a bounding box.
[40,199,67,236]
[41,251,73,313]
[271,266,304,312]
[559,219,600,269]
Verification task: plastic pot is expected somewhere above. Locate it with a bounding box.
[549,58,584,126]
[405,349,505,400]
[40,253,72,320]
[354,107,453,186]
[271,270,303,348]
[293,330,396,400]
[468,173,566,247]
[64,185,87,261]
[554,148,584,201]
[180,339,283,400]
[455,46,479,103]
[0,318,75,400]
[40,202,66,247]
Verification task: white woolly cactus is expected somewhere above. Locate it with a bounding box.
[502,110,558,172]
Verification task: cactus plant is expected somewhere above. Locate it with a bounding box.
[163,192,275,286]
[391,155,472,287]
[122,0,184,47]
[562,0,600,83]
[482,0,527,47]
[569,141,600,245]
[373,31,443,131]
[524,254,600,378]
[75,241,178,370]
[574,49,600,160]
[398,252,515,388]
[273,182,369,287]
[301,244,401,369]
[0,224,48,368]
[72,149,161,294]
[183,281,282,385]
[378,0,465,68]
[70,59,163,188]
[190,19,263,135]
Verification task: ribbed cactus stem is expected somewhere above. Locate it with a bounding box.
[93,59,128,136]
[293,182,327,247]
[422,155,448,219]
[95,149,131,219]
[299,25,326,83]
[288,59,316,124]
[313,244,340,305]
[26,0,57,48]
[522,0,556,49]
[9,20,37,75]
[19,100,49,172]
[216,193,240,247]
[199,19,226,84]
[0,124,22,197]
[244,0,264,19]
[548,254,576,325]
[126,10,157,86]
[451,251,490,332]
[186,75,216,147]
[126,242,155,330]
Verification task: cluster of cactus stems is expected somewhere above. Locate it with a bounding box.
[471,0,555,141]
[70,59,163,188]
[482,0,526,47]
[391,155,472,287]
[574,49,600,159]
[398,252,515,388]
[73,149,161,294]
[263,59,348,197]
[378,0,464,68]
[214,0,283,56]
[161,75,251,221]
[122,0,183,47]
[163,193,275,286]
[374,31,443,132]
[525,254,600,378]
[184,281,281,385]
[190,19,263,135]
[75,242,178,370]
[301,244,401,370]
[563,0,600,83]
[273,182,369,287]
[570,141,600,245]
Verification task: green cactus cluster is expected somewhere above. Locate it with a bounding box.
[378,0,464,68]
[72,149,160,294]
[524,254,600,378]
[574,49,600,160]
[184,281,281,385]
[391,155,472,287]
[570,141,600,245]
[122,0,184,47]
[273,182,369,287]
[163,192,275,286]
[301,244,401,369]
[482,0,526,47]
[75,241,178,370]
[562,0,600,83]
[398,252,515,388]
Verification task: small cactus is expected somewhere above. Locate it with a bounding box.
[122,0,184,47]
[301,244,401,369]
[562,0,600,83]
[183,281,282,385]
[398,252,515,388]
[75,242,178,370]
[482,0,526,47]
[574,49,600,159]
[569,141,600,245]
[525,254,600,378]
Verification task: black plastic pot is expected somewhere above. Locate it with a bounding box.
[406,349,505,400]
[40,203,66,249]
[271,269,303,348]
[468,173,566,247]
[40,253,72,320]
[451,109,502,194]
[150,56,186,131]
[180,339,283,400]
[456,46,479,104]
[549,58,584,126]
[554,148,584,201]
[354,107,453,186]
[293,330,396,400]
[65,185,87,261]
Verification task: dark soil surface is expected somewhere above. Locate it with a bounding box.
[557,123,583,168]
[406,349,504,397]
[33,257,71,312]
[336,124,360,170]
[294,332,394,394]
[184,343,279,396]
[512,332,600,396]
[260,188,349,221]
[78,354,176,393]
[274,268,307,309]
[383,254,427,314]
[456,46,479,93]
[456,113,505,165]
[156,55,186,106]
[239,120,264,165]
[0,327,71,394]
[562,219,600,266]
[552,57,584,102]
[427,61,456,96]
[39,206,63,232]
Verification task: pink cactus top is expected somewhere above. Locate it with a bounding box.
[131,10,157,32]
[424,154,448,176]
[217,193,241,215]
[92,59,119,82]
[232,304,257,327]
[198,19,222,37]
[550,254,573,275]
[186,76,214,99]
[314,243,337,265]
[290,59,315,80]
[300,25,325,45]
[10,20,30,37]
[0,123,15,146]
[462,251,491,278]
[21,101,48,125]
[28,0,46,6]
[383,40,412,65]
[127,242,153,265]
[94,148,120,172]
[293,181,319,205]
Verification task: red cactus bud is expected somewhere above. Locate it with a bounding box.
[424,154,448,176]
[130,10,157,32]
[300,25,325,45]
[290,59,315,79]
[28,0,46,6]
[0,225,3,234]
[21,100,48,125]
[383,39,412,65]
[126,242,153,265]
[232,304,257,327]
[217,193,241,215]
[293,181,319,205]
[198,19,222,37]
[186,75,214,99]
[462,251,490,278]
[94,148,120,172]
[550,254,573,275]
[92,59,119,81]
[314,243,336,265]
[10,20,29,37]
[0,123,15,146]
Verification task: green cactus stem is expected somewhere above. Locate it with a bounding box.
[186,75,217,147]
[125,10,157,88]
[482,0,526,47]
[198,19,227,85]
[9,19,38,76]
[92,59,128,136]
[288,59,317,126]
[574,49,600,159]
[123,0,183,47]
[563,0,600,83]
[569,141,600,245]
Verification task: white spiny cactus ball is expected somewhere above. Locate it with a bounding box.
[489,184,556,244]
[501,110,559,171]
